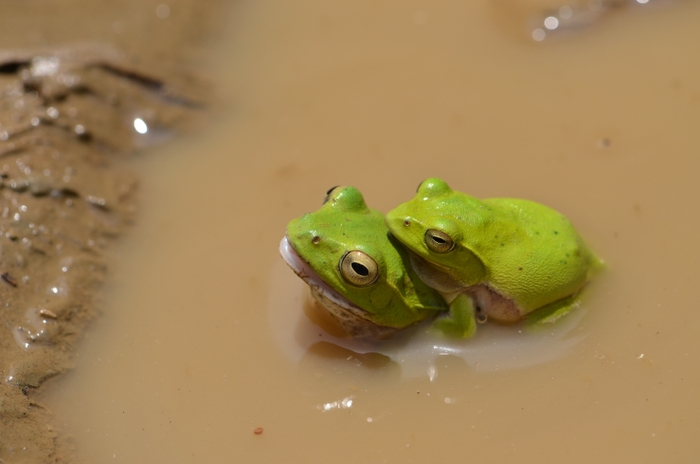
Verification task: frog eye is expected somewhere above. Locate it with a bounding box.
[424,229,454,253]
[323,186,341,204]
[339,250,379,287]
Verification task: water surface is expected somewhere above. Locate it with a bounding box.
[44,1,700,462]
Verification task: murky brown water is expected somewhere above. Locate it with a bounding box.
[43,1,700,462]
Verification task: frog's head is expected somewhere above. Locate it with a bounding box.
[385,178,487,287]
[281,186,445,339]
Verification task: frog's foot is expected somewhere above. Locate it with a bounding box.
[526,295,580,325]
[432,293,477,338]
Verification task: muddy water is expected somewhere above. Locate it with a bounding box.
[43,1,700,462]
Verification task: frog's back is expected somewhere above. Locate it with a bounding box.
[480,198,594,312]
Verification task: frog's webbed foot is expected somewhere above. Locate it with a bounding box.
[432,293,477,338]
[526,295,580,325]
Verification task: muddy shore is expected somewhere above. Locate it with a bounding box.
[0,2,227,461]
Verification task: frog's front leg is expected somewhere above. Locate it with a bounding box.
[432,293,477,338]
[525,295,580,325]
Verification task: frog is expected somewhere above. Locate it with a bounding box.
[385,178,601,336]
[280,186,449,339]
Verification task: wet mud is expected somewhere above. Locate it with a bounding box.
[0,1,227,462]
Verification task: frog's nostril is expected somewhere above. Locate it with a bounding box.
[403,219,410,227]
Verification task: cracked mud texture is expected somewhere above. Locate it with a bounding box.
[0,1,227,462]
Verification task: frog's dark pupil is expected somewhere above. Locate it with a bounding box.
[432,236,446,244]
[351,262,369,276]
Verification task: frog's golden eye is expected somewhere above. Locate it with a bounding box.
[339,250,379,287]
[425,229,454,253]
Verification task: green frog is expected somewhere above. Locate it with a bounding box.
[280,186,448,339]
[386,178,601,336]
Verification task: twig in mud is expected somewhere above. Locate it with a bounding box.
[1,272,18,287]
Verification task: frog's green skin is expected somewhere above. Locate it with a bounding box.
[280,186,448,339]
[386,178,600,333]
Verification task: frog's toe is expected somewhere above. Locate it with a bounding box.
[526,295,580,325]
[432,293,478,338]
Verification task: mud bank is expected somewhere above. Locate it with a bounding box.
[0,1,227,462]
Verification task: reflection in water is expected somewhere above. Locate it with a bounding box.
[268,260,589,379]
[12,307,58,350]
[317,394,355,412]
[133,117,148,134]
[529,0,672,41]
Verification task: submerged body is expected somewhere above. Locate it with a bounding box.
[280,186,446,339]
[386,178,600,334]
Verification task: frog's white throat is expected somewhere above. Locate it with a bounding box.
[279,236,363,313]
[279,236,400,339]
